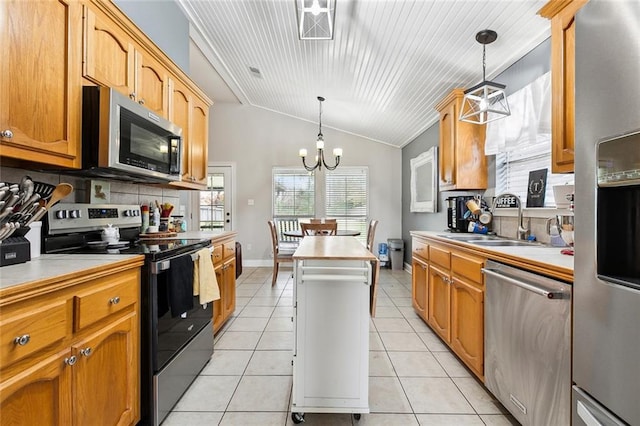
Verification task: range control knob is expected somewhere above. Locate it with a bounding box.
[55,210,68,219]
[123,209,139,217]
[69,210,82,219]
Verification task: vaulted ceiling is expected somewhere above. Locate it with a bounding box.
[178,0,550,148]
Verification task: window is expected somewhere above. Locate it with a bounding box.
[495,136,572,207]
[325,167,368,242]
[272,168,315,218]
[200,173,225,230]
[272,167,369,243]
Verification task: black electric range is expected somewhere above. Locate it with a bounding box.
[42,203,215,426]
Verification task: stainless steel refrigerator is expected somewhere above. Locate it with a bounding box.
[574,1,640,425]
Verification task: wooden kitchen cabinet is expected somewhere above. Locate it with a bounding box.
[539,0,588,174]
[212,237,237,334]
[428,263,451,342]
[411,238,429,320]
[169,78,210,189]
[0,0,82,169]
[83,4,168,118]
[411,235,486,380]
[411,258,428,321]
[0,263,142,426]
[435,89,487,190]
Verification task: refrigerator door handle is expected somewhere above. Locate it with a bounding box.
[481,268,566,299]
[577,401,604,426]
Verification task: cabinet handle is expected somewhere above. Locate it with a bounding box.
[1,129,13,139]
[138,99,145,105]
[109,296,121,305]
[80,347,93,357]
[14,334,30,346]
[129,92,136,100]
[65,356,77,366]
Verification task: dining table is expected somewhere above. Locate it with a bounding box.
[283,230,361,238]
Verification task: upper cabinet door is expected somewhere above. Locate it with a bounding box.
[83,6,135,99]
[135,50,169,118]
[169,77,209,190]
[539,0,588,174]
[435,89,487,191]
[189,97,209,186]
[0,0,82,168]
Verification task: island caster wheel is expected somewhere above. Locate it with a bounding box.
[291,412,305,424]
[353,413,361,421]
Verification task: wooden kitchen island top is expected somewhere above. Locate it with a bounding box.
[293,236,377,260]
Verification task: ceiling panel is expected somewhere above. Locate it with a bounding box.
[178,0,549,147]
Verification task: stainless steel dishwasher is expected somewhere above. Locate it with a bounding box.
[483,260,572,426]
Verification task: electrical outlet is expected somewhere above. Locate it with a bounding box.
[248,199,254,206]
[246,243,252,250]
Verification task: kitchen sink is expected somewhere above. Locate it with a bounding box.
[469,240,542,247]
[437,234,502,242]
[438,234,545,247]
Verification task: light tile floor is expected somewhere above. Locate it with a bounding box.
[163,267,519,426]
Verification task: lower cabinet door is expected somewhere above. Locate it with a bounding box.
[450,278,484,377]
[428,264,451,342]
[223,258,236,319]
[72,313,138,426]
[213,263,224,333]
[0,349,73,426]
[411,258,428,320]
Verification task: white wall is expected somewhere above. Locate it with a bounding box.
[208,104,402,265]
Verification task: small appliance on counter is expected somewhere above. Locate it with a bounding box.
[446,195,475,232]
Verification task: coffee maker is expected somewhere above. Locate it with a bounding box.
[446,196,475,232]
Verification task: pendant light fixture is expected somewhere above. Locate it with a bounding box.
[299,96,342,171]
[296,0,336,40]
[459,29,511,124]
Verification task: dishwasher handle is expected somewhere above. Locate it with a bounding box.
[481,268,566,299]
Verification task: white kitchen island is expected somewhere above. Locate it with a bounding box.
[291,236,378,424]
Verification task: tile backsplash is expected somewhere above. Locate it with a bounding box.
[1,166,182,211]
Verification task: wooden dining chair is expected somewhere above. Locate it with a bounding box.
[268,220,294,286]
[301,222,337,236]
[366,219,378,252]
[309,218,337,224]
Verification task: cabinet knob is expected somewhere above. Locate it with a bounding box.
[65,356,77,366]
[80,347,93,357]
[1,129,13,139]
[129,92,136,100]
[138,99,145,105]
[109,296,120,305]
[13,334,30,346]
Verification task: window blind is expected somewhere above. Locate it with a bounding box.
[495,135,573,207]
[325,167,368,241]
[272,168,315,217]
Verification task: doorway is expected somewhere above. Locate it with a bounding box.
[197,165,233,231]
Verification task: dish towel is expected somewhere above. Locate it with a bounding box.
[193,248,220,304]
[166,254,195,317]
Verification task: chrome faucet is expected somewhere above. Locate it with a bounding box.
[492,193,530,240]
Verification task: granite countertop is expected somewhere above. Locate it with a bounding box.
[411,231,574,282]
[0,254,145,293]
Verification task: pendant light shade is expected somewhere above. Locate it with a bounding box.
[459,30,510,124]
[296,0,336,40]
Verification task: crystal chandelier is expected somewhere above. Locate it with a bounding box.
[299,96,342,171]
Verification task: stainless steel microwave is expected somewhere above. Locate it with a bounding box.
[81,86,182,183]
